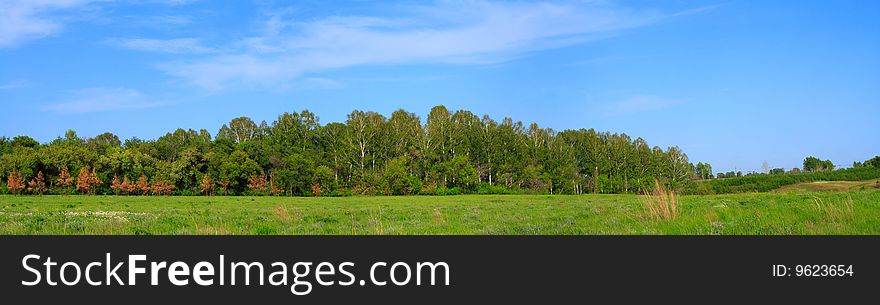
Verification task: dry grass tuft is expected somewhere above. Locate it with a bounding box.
[640,180,678,221]
[369,208,385,235]
[813,195,854,222]
[705,209,718,224]
[433,208,446,225]
[272,205,301,224]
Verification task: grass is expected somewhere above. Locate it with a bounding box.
[1,190,879,235]
[773,179,880,193]
[639,180,677,221]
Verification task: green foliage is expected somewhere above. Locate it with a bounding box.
[11,136,39,148]
[694,162,713,179]
[475,183,525,194]
[686,167,880,194]
[380,156,411,195]
[803,156,835,172]
[425,187,461,196]
[406,176,423,195]
[0,105,717,196]
[855,156,880,168]
[313,165,335,194]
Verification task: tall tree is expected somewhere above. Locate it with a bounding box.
[346,110,385,181]
[217,117,259,144]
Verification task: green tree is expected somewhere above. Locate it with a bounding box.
[381,156,411,195]
[217,117,259,144]
[803,156,834,172]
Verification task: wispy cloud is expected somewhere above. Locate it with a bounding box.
[0,0,104,48]
[0,80,27,90]
[43,88,163,114]
[606,95,685,116]
[0,0,202,48]
[671,2,730,17]
[124,14,194,28]
[109,38,215,54]
[154,0,678,91]
[146,14,192,25]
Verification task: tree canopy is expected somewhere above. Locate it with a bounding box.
[803,156,835,172]
[1,105,710,196]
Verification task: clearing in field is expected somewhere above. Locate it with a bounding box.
[1,190,879,235]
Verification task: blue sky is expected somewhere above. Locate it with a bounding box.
[0,0,878,173]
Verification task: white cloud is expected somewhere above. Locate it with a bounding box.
[158,0,672,91]
[110,38,215,54]
[606,95,685,116]
[43,88,163,114]
[0,0,203,48]
[0,0,104,48]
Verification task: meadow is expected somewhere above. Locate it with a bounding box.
[1,189,878,235]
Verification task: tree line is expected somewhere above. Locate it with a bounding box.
[2,105,709,196]
[714,156,841,179]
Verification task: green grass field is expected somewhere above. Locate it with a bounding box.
[1,188,879,235]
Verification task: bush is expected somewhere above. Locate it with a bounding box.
[407,176,423,195]
[424,187,462,196]
[475,183,523,194]
[327,189,353,197]
[439,187,461,196]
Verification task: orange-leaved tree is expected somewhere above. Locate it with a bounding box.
[76,166,102,195]
[89,169,102,193]
[247,172,267,193]
[200,174,213,196]
[311,183,322,197]
[136,174,150,195]
[7,169,25,195]
[56,166,74,195]
[121,177,134,194]
[76,167,91,195]
[217,179,230,196]
[110,175,122,194]
[27,171,47,195]
[151,179,175,196]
